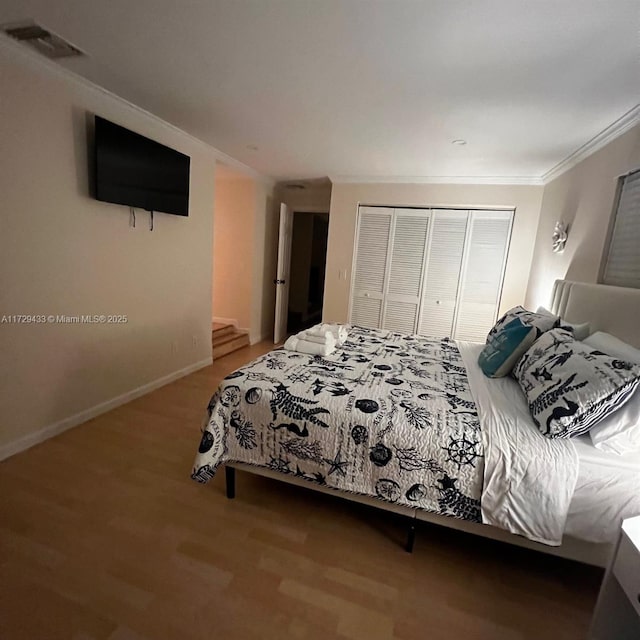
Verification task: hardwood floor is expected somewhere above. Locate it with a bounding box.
[0,342,602,640]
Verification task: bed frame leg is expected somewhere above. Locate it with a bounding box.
[225,466,236,500]
[405,520,416,553]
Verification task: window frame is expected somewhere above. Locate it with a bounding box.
[599,168,640,288]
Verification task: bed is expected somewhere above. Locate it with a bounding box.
[192,280,640,567]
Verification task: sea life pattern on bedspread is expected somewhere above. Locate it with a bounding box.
[192,326,484,522]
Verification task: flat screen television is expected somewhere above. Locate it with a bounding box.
[94,115,190,216]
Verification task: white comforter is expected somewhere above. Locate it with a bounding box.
[458,342,579,545]
[567,436,640,543]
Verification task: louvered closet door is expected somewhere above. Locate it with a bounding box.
[381,209,430,334]
[453,210,513,342]
[349,207,393,328]
[418,210,468,338]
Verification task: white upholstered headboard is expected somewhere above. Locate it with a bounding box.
[550,280,640,348]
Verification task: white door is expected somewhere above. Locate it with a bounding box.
[381,209,431,334]
[349,207,393,328]
[274,203,293,343]
[418,210,468,338]
[453,210,513,342]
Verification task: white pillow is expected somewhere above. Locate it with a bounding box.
[536,306,591,341]
[585,331,640,361]
[585,332,640,455]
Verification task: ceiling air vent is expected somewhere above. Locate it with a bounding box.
[2,21,84,59]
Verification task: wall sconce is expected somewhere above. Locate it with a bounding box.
[552,221,568,253]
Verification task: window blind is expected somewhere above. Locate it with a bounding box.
[603,169,640,288]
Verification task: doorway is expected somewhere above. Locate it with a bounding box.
[286,212,329,334]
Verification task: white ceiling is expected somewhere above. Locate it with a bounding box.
[1,0,639,182]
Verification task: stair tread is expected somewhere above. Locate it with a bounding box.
[212,330,250,360]
[212,322,235,338]
[213,330,248,346]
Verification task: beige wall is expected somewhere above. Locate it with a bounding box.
[323,183,544,322]
[276,179,332,214]
[212,174,256,330]
[525,125,640,310]
[0,45,218,454]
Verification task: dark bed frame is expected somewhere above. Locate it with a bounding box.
[223,462,612,566]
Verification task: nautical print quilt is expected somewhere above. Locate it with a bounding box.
[191,326,484,522]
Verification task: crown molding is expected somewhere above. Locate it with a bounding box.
[328,175,544,186]
[0,34,275,188]
[541,104,640,184]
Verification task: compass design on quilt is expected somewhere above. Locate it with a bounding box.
[442,435,482,468]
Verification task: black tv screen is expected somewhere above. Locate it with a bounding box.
[94,116,190,216]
